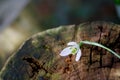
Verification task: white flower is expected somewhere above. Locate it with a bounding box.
[60,42,82,61]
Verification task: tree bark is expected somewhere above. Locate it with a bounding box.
[0,21,120,80]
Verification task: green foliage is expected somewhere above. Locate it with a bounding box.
[114,0,120,5]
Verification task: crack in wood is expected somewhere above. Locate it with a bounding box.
[89,46,93,65]
[113,32,120,48]
[22,57,52,79]
[104,26,114,80]
[72,25,78,41]
[87,24,118,80]
[106,25,113,46]
[98,25,103,68]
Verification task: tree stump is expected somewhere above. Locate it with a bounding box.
[0,21,120,80]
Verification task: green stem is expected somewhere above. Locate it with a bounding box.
[79,41,120,59]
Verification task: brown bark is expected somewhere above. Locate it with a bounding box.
[0,21,120,80]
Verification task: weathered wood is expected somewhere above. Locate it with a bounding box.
[0,22,120,80]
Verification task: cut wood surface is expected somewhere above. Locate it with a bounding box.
[0,22,120,80]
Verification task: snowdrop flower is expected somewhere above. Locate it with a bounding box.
[60,42,82,61]
[60,41,120,62]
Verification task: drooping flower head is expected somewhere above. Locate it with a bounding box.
[60,40,120,62]
[60,42,82,61]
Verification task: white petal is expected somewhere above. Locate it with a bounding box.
[60,47,72,56]
[67,42,77,46]
[75,49,82,61]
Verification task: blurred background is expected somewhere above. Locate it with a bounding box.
[0,0,120,70]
